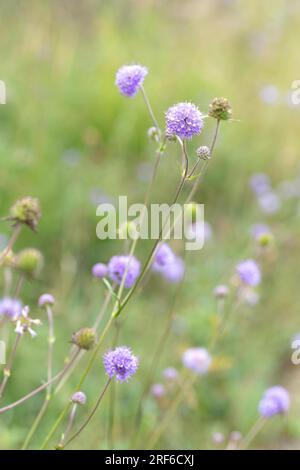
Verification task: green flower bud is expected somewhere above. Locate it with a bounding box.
[209,97,232,121]
[10,196,41,231]
[16,248,44,276]
[71,327,97,351]
[257,232,274,247]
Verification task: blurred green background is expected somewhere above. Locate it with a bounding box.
[1,0,300,450]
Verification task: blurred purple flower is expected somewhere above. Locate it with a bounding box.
[108,255,141,288]
[249,173,271,195]
[161,256,185,284]
[0,298,22,320]
[165,102,204,140]
[236,259,261,287]
[188,221,213,244]
[152,243,175,271]
[92,263,108,279]
[38,293,55,307]
[151,383,166,398]
[250,223,271,240]
[71,391,87,405]
[182,347,212,375]
[259,85,279,105]
[258,192,281,214]
[163,367,178,381]
[103,346,138,382]
[115,64,148,97]
[258,386,290,418]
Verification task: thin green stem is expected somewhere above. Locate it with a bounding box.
[0,333,22,400]
[238,416,266,450]
[0,223,22,264]
[140,85,160,133]
[61,378,112,449]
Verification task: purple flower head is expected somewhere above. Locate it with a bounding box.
[258,192,281,214]
[236,259,261,286]
[108,255,141,288]
[161,257,185,284]
[38,293,55,307]
[151,383,166,398]
[153,243,175,270]
[165,102,204,140]
[115,64,148,97]
[258,386,290,418]
[182,347,212,375]
[92,262,108,279]
[71,391,87,406]
[163,367,178,381]
[103,346,138,382]
[213,284,229,299]
[0,298,22,320]
[249,173,271,195]
[250,223,271,240]
[188,221,213,244]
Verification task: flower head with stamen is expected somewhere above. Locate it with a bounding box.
[103,346,138,382]
[14,305,41,337]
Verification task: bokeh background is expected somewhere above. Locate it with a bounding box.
[1,0,300,449]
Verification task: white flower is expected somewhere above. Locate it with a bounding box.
[14,305,41,337]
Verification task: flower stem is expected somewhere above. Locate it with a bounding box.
[0,332,22,400]
[238,416,266,450]
[0,349,80,415]
[0,223,21,264]
[140,85,160,133]
[21,305,55,449]
[61,378,111,449]
[58,404,77,447]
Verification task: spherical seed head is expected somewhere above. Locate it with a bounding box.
[16,248,44,277]
[10,196,41,231]
[209,97,232,120]
[72,327,97,351]
[92,263,108,279]
[71,391,87,405]
[103,346,138,382]
[258,386,290,418]
[165,102,204,140]
[236,259,261,287]
[196,145,211,160]
[115,64,148,97]
[213,284,229,299]
[182,347,212,375]
[108,255,141,288]
[38,293,55,307]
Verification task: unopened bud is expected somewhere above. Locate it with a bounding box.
[209,97,232,121]
[72,327,97,350]
[9,196,41,231]
[16,248,43,276]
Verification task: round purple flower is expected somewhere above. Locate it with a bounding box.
[163,367,178,381]
[153,243,175,270]
[258,192,281,214]
[38,293,55,307]
[92,262,108,279]
[0,297,22,320]
[213,284,229,299]
[115,64,148,97]
[151,383,166,398]
[165,102,204,140]
[250,223,271,240]
[236,259,261,287]
[258,386,290,418]
[182,347,212,375]
[71,391,87,406]
[108,255,141,288]
[249,173,271,195]
[161,257,185,284]
[103,346,138,382]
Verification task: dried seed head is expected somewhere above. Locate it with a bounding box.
[9,196,41,231]
[72,327,97,350]
[16,248,43,277]
[196,145,211,160]
[209,97,232,121]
